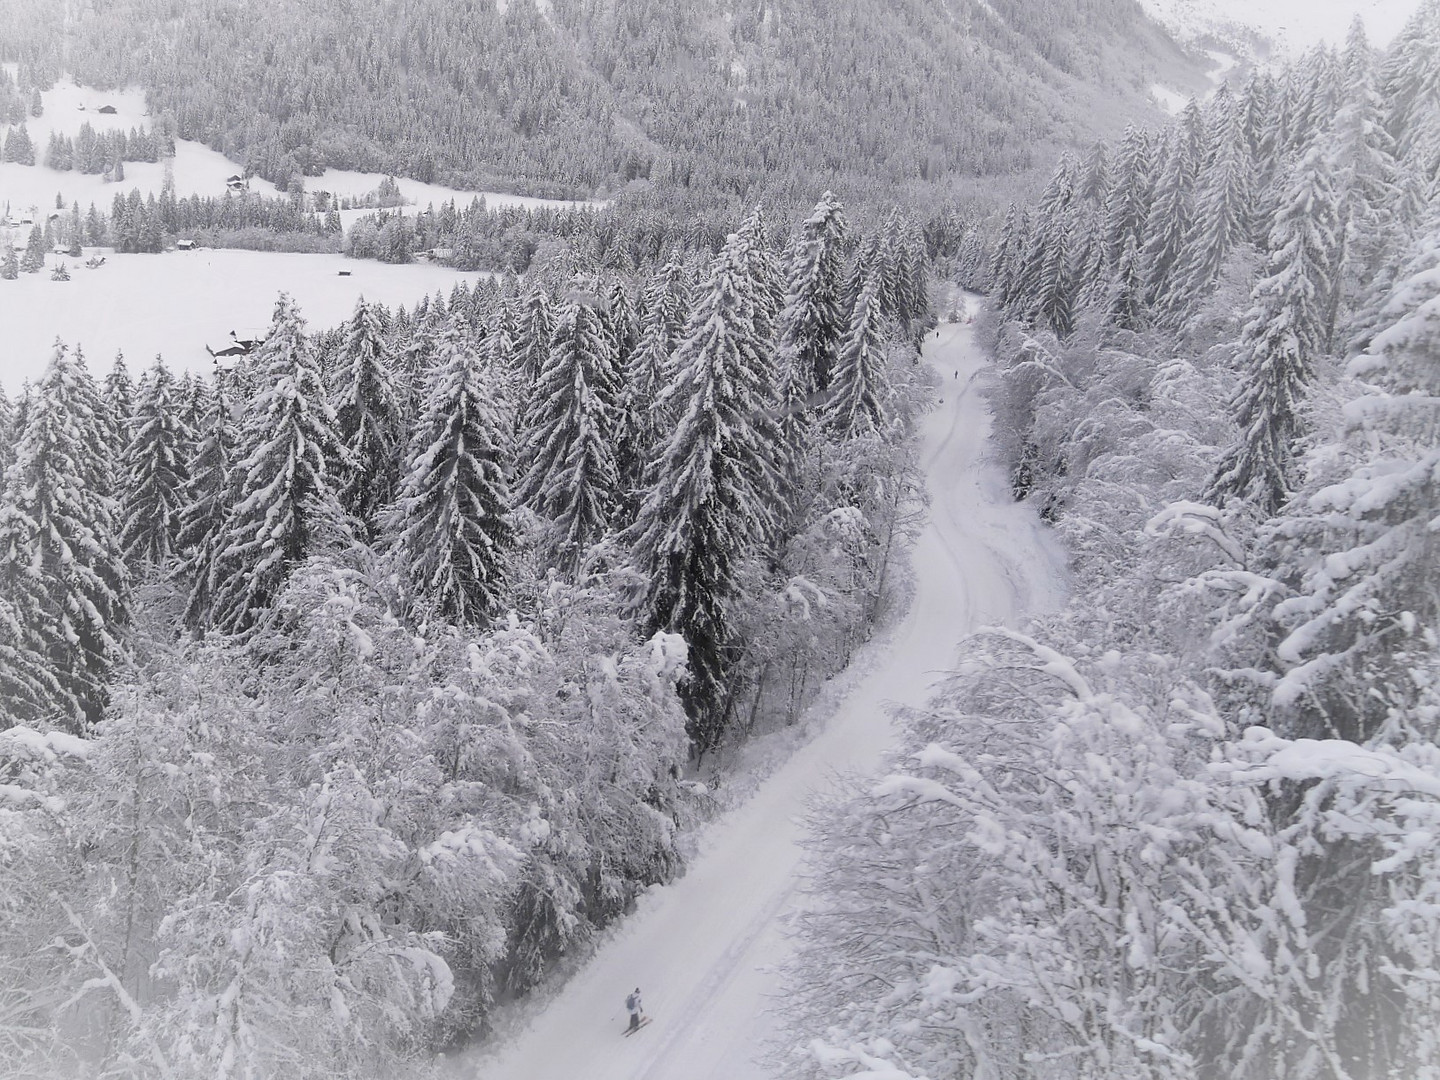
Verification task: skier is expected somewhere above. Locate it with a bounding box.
[625,988,644,1033]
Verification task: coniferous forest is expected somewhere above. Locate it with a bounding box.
[2,0,1440,1077]
[0,0,1193,210]
[785,10,1440,1079]
[0,197,937,1074]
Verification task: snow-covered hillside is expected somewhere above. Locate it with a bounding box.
[460,306,1067,1080]
[0,71,601,226]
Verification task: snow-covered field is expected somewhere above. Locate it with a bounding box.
[459,307,1068,1080]
[0,73,603,224]
[0,250,484,391]
[1141,0,1423,53]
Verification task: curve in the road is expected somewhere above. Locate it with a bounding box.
[459,307,1067,1080]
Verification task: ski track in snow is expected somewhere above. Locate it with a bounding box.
[456,306,1068,1080]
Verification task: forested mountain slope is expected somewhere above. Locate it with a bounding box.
[0,0,1200,205]
[786,6,1440,1077]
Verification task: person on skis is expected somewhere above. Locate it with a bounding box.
[625,988,643,1032]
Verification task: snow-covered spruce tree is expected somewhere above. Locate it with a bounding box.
[1265,212,1440,741]
[512,283,553,388]
[392,331,512,625]
[0,341,126,729]
[177,382,233,632]
[1010,154,1080,337]
[515,286,621,576]
[603,275,639,374]
[101,350,135,464]
[616,255,689,496]
[331,297,403,538]
[627,233,783,753]
[879,213,934,339]
[0,386,13,474]
[205,295,349,635]
[1208,147,1341,514]
[825,271,888,439]
[987,203,1027,309]
[1166,89,1254,328]
[1140,123,1198,309]
[777,192,849,410]
[118,357,189,569]
[736,205,786,346]
[1326,24,1402,352]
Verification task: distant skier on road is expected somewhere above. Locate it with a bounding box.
[625,988,643,1033]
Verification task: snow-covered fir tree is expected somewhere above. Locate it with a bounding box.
[118,357,189,568]
[331,297,403,537]
[392,331,512,625]
[204,295,349,634]
[516,286,621,575]
[1166,87,1254,326]
[628,232,783,751]
[616,257,690,500]
[0,341,126,728]
[825,270,888,438]
[177,380,233,632]
[1140,123,1198,307]
[774,192,850,464]
[1209,146,1340,513]
[101,350,135,465]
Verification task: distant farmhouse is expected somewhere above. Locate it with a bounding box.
[97,104,117,114]
[206,328,266,364]
[225,174,247,192]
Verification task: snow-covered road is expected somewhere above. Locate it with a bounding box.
[461,306,1067,1080]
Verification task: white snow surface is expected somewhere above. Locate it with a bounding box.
[0,249,487,392]
[458,306,1068,1080]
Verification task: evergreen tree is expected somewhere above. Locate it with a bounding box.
[1166,90,1254,325]
[2,122,34,164]
[1105,234,1148,332]
[735,206,785,345]
[332,297,403,537]
[617,256,689,495]
[102,351,136,463]
[826,271,888,438]
[177,382,233,633]
[0,386,13,474]
[118,358,189,568]
[516,289,620,574]
[1011,154,1078,326]
[603,276,639,375]
[1139,124,1198,308]
[0,341,126,729]
[20,224,44,273]
[777,192,849,415]
[1270,212,1440,742]
[1209,147,1340,513]
[512,284,553,386]
[206,295,348,634]
[627,233,783,752]
[393,315,442,426]
[1077,139,1111,205]
[0,234,17,279]
[1327,36,1401,352]
[392,333,512,625]
[987,203,1028,307]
